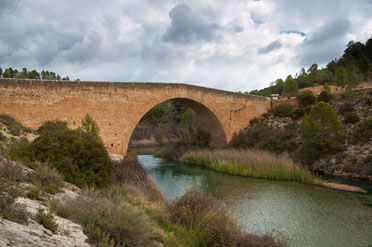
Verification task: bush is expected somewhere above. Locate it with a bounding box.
[249,117,260,125]
[169,189,287,247]
[37,120,68,134]
[290,108,305,121]
[53,188,160,246]
[273,104,293,117]
[0,164,29,224]
[343,111,360,124]
[36,208,58,233]
[111,154,147,186]
[30,163,64,194]
[230,122,298,153]
[366,97,372,106]
[339,102,355,115]
[354,117,372,144]
[0,198,28,225]
[0,114,23,136]
[11,128,112,188]
[300,102,344,163]
[297,90,316,107]
[0,132,6,141]
[317,91,332,103]
[0,160,24,182]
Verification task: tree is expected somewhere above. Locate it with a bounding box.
[323,83,331,93]
[335,66,348,88]
[28,70,40,79]
[180,108,200,127]
[300,102,344,163]
[317,91,332,103]
[297,90,316,107]
[0,67,3,78]
[80,114,101,139]
[37,120,68,134]
[283,75,298,97]
[354,117,372,144]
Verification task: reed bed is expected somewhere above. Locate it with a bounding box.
[179,149,314,183]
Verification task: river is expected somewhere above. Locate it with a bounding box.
[138,155,372,247]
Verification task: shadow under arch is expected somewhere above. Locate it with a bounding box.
[127,97,227,153]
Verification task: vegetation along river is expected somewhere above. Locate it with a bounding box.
[138,155,372,247]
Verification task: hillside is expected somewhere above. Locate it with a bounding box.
[232,86,372,180]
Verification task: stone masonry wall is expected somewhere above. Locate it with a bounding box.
[0,79,270,154]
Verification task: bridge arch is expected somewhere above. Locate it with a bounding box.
[127,97,227,152]
[0,79,271,155]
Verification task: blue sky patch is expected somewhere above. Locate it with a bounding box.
[280,30,306,36]
[250,12,262,25]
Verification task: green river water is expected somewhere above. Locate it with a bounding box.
[138,155,372,247]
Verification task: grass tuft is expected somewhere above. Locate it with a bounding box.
[36,208,58,233]
[30,163,64,194]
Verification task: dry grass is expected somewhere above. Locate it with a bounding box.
[179,149,314,182]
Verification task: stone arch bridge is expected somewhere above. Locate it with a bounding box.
[0,79,270,155]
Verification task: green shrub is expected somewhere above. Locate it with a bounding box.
[339,102,355,115]
[341,86,357,102]
[27,186,41,199]
[169,189,287,247]
[53,188,160,246]
[0,132,6,141]
[297,90,316,107]
[23,127,33,133]
[0,114,23,136]
[111,155,147,186]
[273,104,293,117]
[354,117,372,144]
[0,177,28,224]
[0,160,24,182]
[37,120,68,134]
[36,208,58,233]
[0,198,28,225]
[366,97,372,106]
[300,102,344,163]
[317,91,332,102]
[290,108,305,121]
[230,122,298,153]
[11,128,112,188]
[343,111,360,124]
[249,117,259,125]
[30,163,63,194]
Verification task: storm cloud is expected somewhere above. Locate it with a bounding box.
[162,4,221,44]
[297,19,352,67]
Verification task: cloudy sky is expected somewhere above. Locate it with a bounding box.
[0,0,371,92]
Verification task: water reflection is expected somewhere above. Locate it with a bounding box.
[139,155,372,247]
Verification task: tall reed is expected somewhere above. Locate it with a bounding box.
[179,149,314,183]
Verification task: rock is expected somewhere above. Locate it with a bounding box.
[0,218,91,247]
[3,197,91,247]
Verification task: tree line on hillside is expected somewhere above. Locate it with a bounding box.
[249,37,372,97]
[0,67,71,80]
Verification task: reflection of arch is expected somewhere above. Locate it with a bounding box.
[127,97,227,153]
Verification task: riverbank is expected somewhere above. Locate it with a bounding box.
[179,149,367,193]
[141,154,372,247]
[179,149,314,182]
[0,154,288,247]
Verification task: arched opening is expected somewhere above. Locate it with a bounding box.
[127,98,226,153]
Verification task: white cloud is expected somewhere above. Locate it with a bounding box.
[0,0,371,92]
